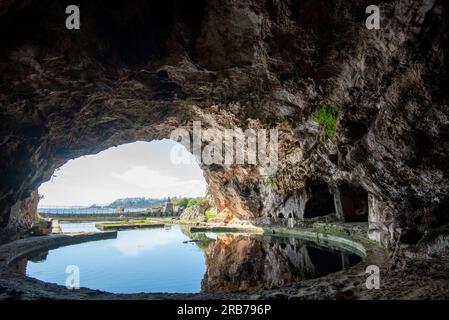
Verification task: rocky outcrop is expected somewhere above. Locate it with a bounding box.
[0,0,448,256]
[179,203,207,220]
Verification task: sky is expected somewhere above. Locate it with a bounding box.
[38,140,207,207]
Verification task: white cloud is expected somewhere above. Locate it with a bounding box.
[38,140,207,206]
[112,165,182,189]
[111,165,206,198]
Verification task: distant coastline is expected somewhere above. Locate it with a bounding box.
[37,196,206,214]
[37,207,148,214]
[38,197,168,213]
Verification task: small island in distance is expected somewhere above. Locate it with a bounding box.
[94,197,167,209]
[90,196,208,211]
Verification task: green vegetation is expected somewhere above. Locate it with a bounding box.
[172,197,207,209]
[313,103,339,138]
[261,175,278,191]
[312,223,351,237]
[362,236,387,251]
[187,197,207,208]
[172,197,190,208]
[205,208,218,219]
[95,220,164,230]
[150,217,200,225]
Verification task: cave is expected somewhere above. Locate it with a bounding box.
[303,181,336,219]
[338,181,368,223]
[1,0,449,302]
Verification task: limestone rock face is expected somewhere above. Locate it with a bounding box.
[29,219,52,236]
[368,194,396,248]
[180,203,207,220]
[2,190,39,241]
[0,0,448,253]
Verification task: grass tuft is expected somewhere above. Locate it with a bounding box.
[313,104,339,138]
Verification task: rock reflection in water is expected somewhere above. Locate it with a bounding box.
[201,234,361,293]
[10,250,49,274]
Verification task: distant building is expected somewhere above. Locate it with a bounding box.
[162,197,174,215]
[115,206,125,213]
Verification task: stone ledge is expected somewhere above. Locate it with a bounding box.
[264,226,367,258]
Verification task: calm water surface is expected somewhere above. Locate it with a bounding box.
[10,224,362,294]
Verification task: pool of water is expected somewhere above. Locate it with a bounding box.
[9,224,362,294]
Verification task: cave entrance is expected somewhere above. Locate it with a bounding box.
[37,139,207,214]
[303,181,336,219]
[338,182,368,223]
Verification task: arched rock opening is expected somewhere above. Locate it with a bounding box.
[303,181,336,219]
[338,181,368,222]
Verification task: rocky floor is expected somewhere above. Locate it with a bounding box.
[253,257,449,300]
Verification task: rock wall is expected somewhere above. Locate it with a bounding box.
[1,190,39,242]
[0,1,448,252]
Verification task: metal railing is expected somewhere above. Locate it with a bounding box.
[37,205,148,214]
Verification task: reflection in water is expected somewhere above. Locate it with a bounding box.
[10,225,207,294]
[110,226,186,257]
[10,250,49,274]
[10,224,361,294]
[200,235,361,293]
